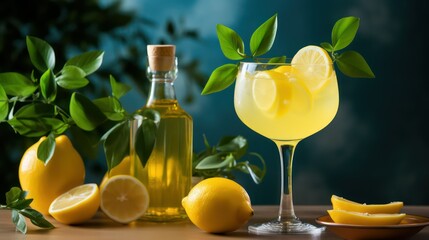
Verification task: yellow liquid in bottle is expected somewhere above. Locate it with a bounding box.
[134,99,192,222]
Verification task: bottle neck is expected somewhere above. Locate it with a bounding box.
[146,60,178,104]
[147,80,177,104]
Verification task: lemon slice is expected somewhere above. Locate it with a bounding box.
[100,175,149,224]
[331,195,403,214]
[291,45,333,91]
[252,71,278,112]
[252,69,292,117]
[328,209,406,226]
[49,183,100,225]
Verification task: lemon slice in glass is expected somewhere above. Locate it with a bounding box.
[252,69,291,117]
[49,183,100,225]
[328,209,406,226]
[291,45,333,91]
[100,175,149,224]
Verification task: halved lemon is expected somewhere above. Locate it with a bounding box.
[328,209,406,225]
[291,45,333,91]
[100,175,149,224]
[331,195,403,214]
[49,183,100,225]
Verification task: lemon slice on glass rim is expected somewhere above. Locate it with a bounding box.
[291,45,333,91]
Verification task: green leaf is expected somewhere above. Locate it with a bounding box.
[0,72,38,97]
[40,69,57,102]
[65,50,104,75]
[201,64,238,95]
[268,56,286,63]
[332,16,360,51]
[70,92,106,131]
[102,121,130,171]
[336,51,375,78]
[196,153,235,170]
[320,42,334,52]
[19,208,55,229]
[12,210,27,234]
[5,187,22,205]
[110,75,131,99]
[37,133,56,165]
[93,97,126,121]
[7,103,66,137]
[57,66,89,89]
[8,117,67,137]
[0,84,8,121]
[250,14,278,57]
[133,110,159,168]
[26,36,55,72]
[217,135,248,159]
[216,24,245,60]
[12,102,56,119]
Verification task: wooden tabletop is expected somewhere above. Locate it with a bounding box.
[1,205,429,239]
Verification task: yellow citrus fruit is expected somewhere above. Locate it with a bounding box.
[99,156,131,190]
[252,68,291,117]
[19,135,85,215]
[291,45,333,91]
[49,183,100,224]
[331,195,403,214]
[182,177,253,233]
[328,209,406,225]
[100,175,149,224]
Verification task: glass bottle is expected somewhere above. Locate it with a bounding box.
[132,45,193,222]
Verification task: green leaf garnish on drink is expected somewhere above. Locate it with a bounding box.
[321,16,375,78]
[202,14,375,95]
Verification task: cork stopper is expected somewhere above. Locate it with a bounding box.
[147,45,176,71]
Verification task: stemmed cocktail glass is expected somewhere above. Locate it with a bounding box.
[234,51,339,234]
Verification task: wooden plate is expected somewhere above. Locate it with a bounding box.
[316,214,429,240]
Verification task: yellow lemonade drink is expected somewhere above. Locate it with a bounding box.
[234,63,339,140]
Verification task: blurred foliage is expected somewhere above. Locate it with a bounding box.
[0,0,205,202]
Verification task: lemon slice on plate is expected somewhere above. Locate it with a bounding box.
[291,45,333,91]
[100,175,149,224]
[49,183,100,225]
[331,195,403,214]
[328,209,406,226]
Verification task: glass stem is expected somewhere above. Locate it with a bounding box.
[275,140,300,223]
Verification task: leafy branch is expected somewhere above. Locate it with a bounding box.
[193,135,266,184]
[0,36,158,171]
[0,187,54,234]
[201,14,375,95]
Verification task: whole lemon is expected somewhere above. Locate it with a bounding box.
[19,135,85,215]
[182,177,254,233]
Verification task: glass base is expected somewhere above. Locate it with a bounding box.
[248,219,325,235]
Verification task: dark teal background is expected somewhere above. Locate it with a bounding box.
[117,0,428,205]
[1,0,428,206]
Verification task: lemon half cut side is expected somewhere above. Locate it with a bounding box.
[328,209,406,226]
[100,175,149,224]
[49,183,100,225]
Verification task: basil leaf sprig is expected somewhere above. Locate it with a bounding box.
[201,14,375,95]
[321,16,375,78]
[0,187,54,234]
[0,36,159,172]
[193,135,266,184]
[202,14,281,95]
